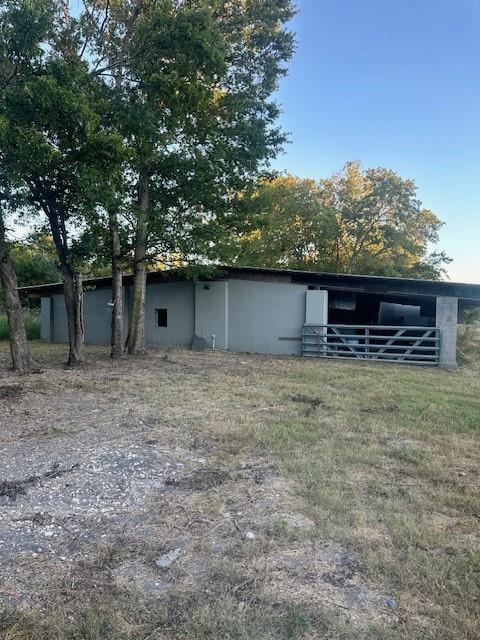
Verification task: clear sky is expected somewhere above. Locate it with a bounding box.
[272,0,480,283]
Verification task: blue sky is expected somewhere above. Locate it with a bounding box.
[272,0,480,282]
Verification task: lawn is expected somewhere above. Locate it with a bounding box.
[0,342,478,639]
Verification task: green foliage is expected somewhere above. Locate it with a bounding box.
[0,0,126,278]
[0,0,296,277]
[10,233,59,286]
[234,163,451,279]
[96,0,296,264]
[0,310,40,340]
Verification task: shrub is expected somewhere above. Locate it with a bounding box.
[0,311,40,341]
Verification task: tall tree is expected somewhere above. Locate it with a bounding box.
[0,2,44,373]
[79,0,296,354]
[233,175,336,268]
[319,161,450,278]
[235,164,450,279]
[0,188,40,373]
[0,0,123,364]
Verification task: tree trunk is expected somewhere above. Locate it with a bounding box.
[109,211,124,358]
[0,249,41,374]
[61,267,84,366]
[28,181,84,366]
[127,169,149,355]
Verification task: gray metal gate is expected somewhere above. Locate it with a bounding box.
[302,324,440,365]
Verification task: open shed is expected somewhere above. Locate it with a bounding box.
[23,266,480,369]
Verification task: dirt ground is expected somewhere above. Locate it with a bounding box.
[0,344,399,639]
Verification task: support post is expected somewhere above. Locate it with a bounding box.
[305,289,328,356]
[436,296,458,370]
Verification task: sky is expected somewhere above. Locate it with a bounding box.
[271,0,480,283]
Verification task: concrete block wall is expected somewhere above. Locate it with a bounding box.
[436,296,458,369]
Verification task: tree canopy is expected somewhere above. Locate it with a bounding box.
[234,162,450,279]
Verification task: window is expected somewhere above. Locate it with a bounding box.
[156,308,168,327]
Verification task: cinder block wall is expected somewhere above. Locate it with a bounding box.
[436,296,458,369]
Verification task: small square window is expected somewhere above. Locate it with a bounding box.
[156,308,168,327]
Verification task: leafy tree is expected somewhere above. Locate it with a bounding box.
[233,175,336,268]
[235,163,450,279]
[10,233,59,288]
[0,0,124,364]
[0,4,42,373]
[319,161,450,278]
[79,0,296,354]
[0,215,39,372]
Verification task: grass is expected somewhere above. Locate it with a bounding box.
[0,342,479,639]
[235,365,480,639]
[0,311,40,341]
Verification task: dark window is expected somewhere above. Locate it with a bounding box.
[156,308,168,327]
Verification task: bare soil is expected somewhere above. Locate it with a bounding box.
[0,345,394,638]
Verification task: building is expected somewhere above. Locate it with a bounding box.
[24,266,480,368]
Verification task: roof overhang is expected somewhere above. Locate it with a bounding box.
[20,265,480,306]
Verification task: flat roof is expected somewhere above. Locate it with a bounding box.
[20,265,480,304]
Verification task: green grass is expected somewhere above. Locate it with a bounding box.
[227,362,480,640]
[0,344,479,639]
[0,311,40,341]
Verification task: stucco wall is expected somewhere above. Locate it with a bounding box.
[144,281,195,347]
[51,294,69,342]
[40,297,52,341]
[83,288,116,344]
[41,278,326,355]
[194,281,228,349]
[227,279,308,355]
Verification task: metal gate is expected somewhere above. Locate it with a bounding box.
[302,324,440,365]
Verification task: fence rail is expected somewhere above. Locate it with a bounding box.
[302,324,440,366]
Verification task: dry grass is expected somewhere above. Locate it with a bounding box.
[0,341,479,639]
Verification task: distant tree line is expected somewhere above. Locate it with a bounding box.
[0,1,449,374]
[230,162,450,279]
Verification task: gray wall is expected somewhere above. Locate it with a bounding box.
[41,278,330,356]
[40,297,52,341]
[194,281,228,349]
[144,281,195,347]
[52,293,68,342]
[84,288,115,344]
[227,280,309,355]
[436,296,458,369]
[41,282,194,347]
[44,289,116,344]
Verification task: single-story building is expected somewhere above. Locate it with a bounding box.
[23,266,480,368]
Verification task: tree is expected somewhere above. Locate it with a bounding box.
[319,161,450,278]
[78,0,296,354]
[233,175,336,268]
[10,233,59,288]
[0,189,40,373]
[235,163,450,279]
[0,219,39,373]
[0,5,41,374]
[0,0,124,365]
